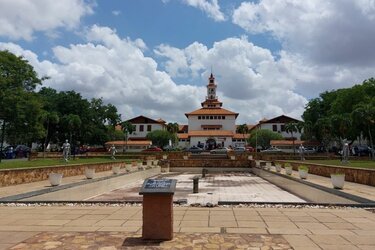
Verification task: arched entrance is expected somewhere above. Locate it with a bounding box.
[206,138,216,150]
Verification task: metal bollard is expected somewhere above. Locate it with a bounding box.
[193,177,199,193]
[202,168,208,178]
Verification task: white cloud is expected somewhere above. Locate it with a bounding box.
[154,36,309,123]
[0,0,94,40]
[232,0,375,66]
[112,10,121,16]
[0,25,203,123]
[182,0,225,21]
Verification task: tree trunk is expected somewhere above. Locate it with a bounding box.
[369,126,374,160]
[292,132,296,155]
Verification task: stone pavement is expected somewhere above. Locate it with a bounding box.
[89,173,305,204]
[0,205,375,249]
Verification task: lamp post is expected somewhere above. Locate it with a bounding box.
[0,118,5,163]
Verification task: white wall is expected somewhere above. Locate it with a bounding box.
[260,123,302,140]
[130,124,164,138]
[188,115,236,131]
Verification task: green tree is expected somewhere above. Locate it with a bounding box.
[247,129,283,150]
[0,50,46,146]
[285,122,299,155]
[121,121,136,152]
[146,130,176,148]
[236,124,249,144]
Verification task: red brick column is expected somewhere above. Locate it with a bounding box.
[142,194,173,240]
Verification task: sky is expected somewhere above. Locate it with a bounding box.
[1,0,375,125]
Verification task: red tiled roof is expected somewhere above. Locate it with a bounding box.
[233,133,248,139]
[105,140,152,146]
[177,133,189,139]
[270,140,304,146]
[188,130,234,137]
[185,108,238,118]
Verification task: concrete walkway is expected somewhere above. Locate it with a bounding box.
[0,205,374,249]
[270,167,375,202]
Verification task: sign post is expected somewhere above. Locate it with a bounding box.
[139,179,177,241]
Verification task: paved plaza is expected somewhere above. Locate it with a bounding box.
[0,205,375,249]
[89,173,305,204]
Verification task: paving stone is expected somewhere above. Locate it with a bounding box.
[9,232,293,249]
[209,220,237,227]
[235,215,263,221]
[37,220,71,226]
[295,222,329,230]
[342,235,375,245]
[265,221,298,229]
[180,220,209,227]
[262,216,291,222]
[353,230,375,236]
[179,227,221,233]
[309,229,355,235]
[288,216,318,222]
[324,222,359,230]
[0,232,39,244]
[283,235,319,247]
[94,219,126,227]
[318,244,360,250]
[226,227,268,234]
[0,243,14,250]
[308,235,351,245]
[268,228,311,235]
[237,221,266,228]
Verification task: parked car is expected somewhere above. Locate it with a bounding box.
[260,147,282,153]
[142,146,163,152]
[302,147,316,154]
[245,146,255,152]
[352,145,372,156]
[210,147,232,154]
[1,145,16,159]
[14,145,30,158]
[185,146,203,154]
[234,147,246,153]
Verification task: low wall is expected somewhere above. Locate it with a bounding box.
[22,167,160,201]
[168,159,252,168]
[252,168,360,204]
[275,160,375,187]
[0,161,126,187]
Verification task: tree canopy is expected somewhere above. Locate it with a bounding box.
[146,130,177,148]
[247,129,283,150]
[0,50,122,148]
[302,78,375,157]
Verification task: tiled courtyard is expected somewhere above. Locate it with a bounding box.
[0,205,375,249]
[89,173,305,204]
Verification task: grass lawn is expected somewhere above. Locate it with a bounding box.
[0,158,135,170]
[304,160,375,169]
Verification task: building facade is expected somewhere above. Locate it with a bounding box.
[253,115,302,140]
[178,73,245,149]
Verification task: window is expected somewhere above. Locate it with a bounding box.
[210,116,213,119]
[281,125,285,132]
[214,116,217,119]
[198,116,201,120]
[140,125,144,132]
[222,116,225,119]
[218,116,221,119]
[147,125,151,131]
[206,116,209,119]
[272,125,277,131]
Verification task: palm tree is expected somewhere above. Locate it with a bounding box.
[166,122,179,134]
[121,121,136,153]
[236,124,249,146]
[285,122,298,155]
[352,103,375,160]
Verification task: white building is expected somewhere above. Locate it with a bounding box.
[178,73,245,149]
[252,115,302,140]
[107,115,166,152]
[126,115,166,140]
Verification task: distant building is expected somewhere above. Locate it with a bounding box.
[251,115,302,140]
[126,115,166,140]
[177,73,246,149]
[108,115,166,152]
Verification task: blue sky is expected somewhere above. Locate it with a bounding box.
[1,0,374,123]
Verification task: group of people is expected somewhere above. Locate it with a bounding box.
[62,140,117,161]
